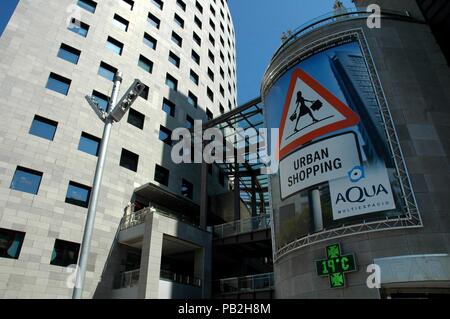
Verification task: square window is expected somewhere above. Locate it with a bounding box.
[188,91,198,108]
[209,34,215,46]
[0,228,25,260]
[127,108,145,129]
[98,61,117,81]
[106,36,124,55]
[148,13,161,29]
[176,0,186,11]
[190,70,199,85]
[220,103,224,114]
[50,239,80,267]
[207,87,214,102]
[181,179,193,199]
[121,0,134,10]
[46,72,71,96]
[209,19,215,31]
[194,16,202,29]
[113,14,129,32]
[193,32,201,46]
[10,166,43,195]
[162,98,175,117]
[165,73,178,91]
[174,13,184,28]
[29,115,58,141]
[171,31,182,47]
[154,164,169,186]
[159,125,172,146]
[57,43,81,64]
[220,85,224,97]
[208,50,215,63]
[139,84,149,100]
[92,90,109,111]
[78,132,101,156]
[208,68,214,82]
[186,115,194,129]
[195,1,203,13]
[65,181,91,208]
[168,51,180,68]
[68,18,89,37]
[191,50,200,65]
[77,0,97,13]
[206,108,213,121]
[143,32,157,50]
[151,0,164,10]
[120,149,139,172]
[138,55,153,73]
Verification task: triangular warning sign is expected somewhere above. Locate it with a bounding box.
[279,68,360,159]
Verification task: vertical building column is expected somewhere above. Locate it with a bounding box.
[234,163,240,221]
[138,213,163,299]
[251,175,258,217]
[200,161,208,230]
[194,245,211,299]
[309,188,323,232]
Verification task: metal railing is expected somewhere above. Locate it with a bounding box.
[120,206,199,231]
[213,214,271,238]
[215,273,274,295]
[160,269,202,287]
[115,269,140,289]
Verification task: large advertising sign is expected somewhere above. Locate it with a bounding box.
[264,37,406,251]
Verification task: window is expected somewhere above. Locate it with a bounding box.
[139,84,149,100]
[65,181,91,208]
[219,103,224,114]
[209,34,215,46]
[46,73,71,96]
[191,50,200,65]
[143,32,157,50]
[120,149,139,172]
[0,228,25,260]
[10,167,43,195]
[209,19,215,31]
[206,108,213,120]
[194,16,202,29]
[195,1,203,13]
[159,125,172,146]
[190,70,199,85]
[168,51,180,68]
[151,0,164,10]
[68,18,89,37]
[207,87,214,102]
[78,132,101,156]
[106,36,123,55]
[154,165,169,186]
[148,13,160,29]
[29,115,58,141]
[165,73,178,91]
[138,55,153,73]
[176,0,186,11]
[208,50,215,63]
[193,32,201,46]
[127,109,145,129]
[50,240,80,267]
[210,5,216,16]
[121,0,134,10]
[220,85,224,97]
[57,43,81,64]
[186,115,194,129]
[207,68,214,81]
[220,67,224,79]
[188,91,198,108]
[181,179,193,199]
[77,0,97,13]
[174,13,184,28]
[98,61,117,81]
[162,98,175,117]
[171,31,182,47]
[92,90,109,111]
[113,14,129,31]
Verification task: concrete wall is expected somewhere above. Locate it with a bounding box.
[0,0,236,298]
[263,0,450,298]
[158,279,202,299]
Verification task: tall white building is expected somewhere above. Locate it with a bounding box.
[0,0,237,298]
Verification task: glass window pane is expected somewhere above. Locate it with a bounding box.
[68,19,89,37]
[106,37,123,55]
[0,228,25,260]
[98,62,117,81]
[65,182,91,208]
[154,165,169,186]
[92,91,109,111]
[46,73,71,95]
[10,167,43,195]
[57,44,80,64]
[78,132,101,156]
[120,149,139,172]
[50,239,80,267]
[143,33,157,50]
[113,14,128,31]
[77,0,97,13]
[138,55,153,73]
[29,115,57,140]
[127,109,145,129]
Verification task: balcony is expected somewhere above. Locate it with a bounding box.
[213,214,271,238]
[214,273,274,299]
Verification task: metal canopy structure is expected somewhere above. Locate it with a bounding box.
[201,97,271,223]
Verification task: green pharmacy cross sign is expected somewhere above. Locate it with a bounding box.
[315,243,357,288]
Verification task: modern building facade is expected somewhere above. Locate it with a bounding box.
[0,0,237,298]
[262,0,450,298]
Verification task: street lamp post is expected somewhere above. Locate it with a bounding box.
[72,71,145,299]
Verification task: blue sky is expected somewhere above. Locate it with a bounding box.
[228,0,354,104]
[0,0,355,104]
